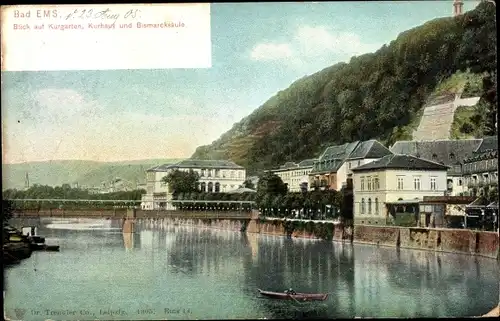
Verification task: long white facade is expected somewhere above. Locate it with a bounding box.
[271,159,316,192]
[141,159,246,210]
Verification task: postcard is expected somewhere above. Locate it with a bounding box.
[2,1,498,320]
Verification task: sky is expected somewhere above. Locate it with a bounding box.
[1,1,480,164]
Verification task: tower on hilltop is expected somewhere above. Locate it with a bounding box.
[453,0,464,17]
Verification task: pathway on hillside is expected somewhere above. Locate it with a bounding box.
[413,92,480,141]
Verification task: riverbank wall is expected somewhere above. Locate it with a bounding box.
[12,210,499,259]
[246,219,499,259]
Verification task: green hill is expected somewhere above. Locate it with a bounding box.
[191,2,497,174]
[2,159,183,190]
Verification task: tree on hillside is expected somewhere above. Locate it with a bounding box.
[456,0,497,135]
[161,170,200,196]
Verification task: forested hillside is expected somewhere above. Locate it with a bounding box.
[192,2,497,174]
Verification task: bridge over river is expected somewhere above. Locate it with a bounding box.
[7,198,256,219]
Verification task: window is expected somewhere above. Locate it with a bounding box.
[397,177,404,190]
[368,198,372,214]
[357,160,361,166]
[413,177,421,190]
[361,198,365,214]
[230,171,235,178]
[360,177,365,191]
[367,176,372,190]
[430,177,437,190]
[348,162,352,169]
[375,198,379,214]
[374,177,380,190]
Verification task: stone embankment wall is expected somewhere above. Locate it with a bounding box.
[248,220,499,259]
[14,209,498,259]
[247,219,353,243]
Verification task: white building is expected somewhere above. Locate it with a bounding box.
[390,139,482,196]
[351,154,448,225]
[141,159,246,210]
[270,159,316,192]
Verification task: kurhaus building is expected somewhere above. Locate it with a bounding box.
[141,159,246,210]
[270,159,317,192]
[351,154,448,226]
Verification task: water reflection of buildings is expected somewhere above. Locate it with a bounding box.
[353,245,500,317]
[135,222,247,277]
[246,233,259,261]
[122,231,135,251]
[241,235,356,319]
[115,219,498,318]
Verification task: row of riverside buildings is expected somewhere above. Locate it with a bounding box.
[140,137,498,228]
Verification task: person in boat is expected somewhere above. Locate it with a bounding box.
[285,288,297,295]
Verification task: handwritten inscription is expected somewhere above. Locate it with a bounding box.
[63,8,140,23]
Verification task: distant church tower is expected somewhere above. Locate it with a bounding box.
[453,0,464,16]
[24,172,30,190]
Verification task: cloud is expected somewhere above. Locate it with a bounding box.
[2,88,239,164]
[249,25,381,64]
[250,43,294,61]
[34,88,103,119]
[295,25,379,57]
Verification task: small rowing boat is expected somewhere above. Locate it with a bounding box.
[257,289,328,301]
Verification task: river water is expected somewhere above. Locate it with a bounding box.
[4,218,499,320]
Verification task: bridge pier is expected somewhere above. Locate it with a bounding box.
[122,219,135,233]
[126,208,136,219]
[122,208,136,233]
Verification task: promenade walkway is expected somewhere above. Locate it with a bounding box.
[262,217,342,224]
